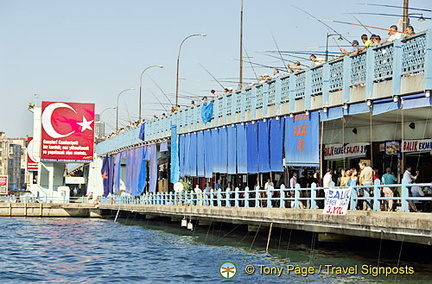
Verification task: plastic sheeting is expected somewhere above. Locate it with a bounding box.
[139,122,146,140]
[373,99,400,115]
[179,134,186,177]
[402,94,432,110]
[125,147,145,196]
[246,122,259,174]
[204,130,213,178]
[227,125,237,174]
[269,118,284,172]
[345,102,370,115]
[285,112,320,167]
[170,125,179,183]
[258,120,270,172]
[201,101,214,123]
[236,124,248,174]
[138,147,147,195]
[210,128,220,173]
[320,107,343,122]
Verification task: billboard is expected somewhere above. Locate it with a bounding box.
[40,101,95,162]
[0,175,7,195]
[26,137,39,171]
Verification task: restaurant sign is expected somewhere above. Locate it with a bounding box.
[324,143,368,160]
[402,139,432,153]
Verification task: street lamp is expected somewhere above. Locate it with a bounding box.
[116,88,135,131]
[100,107,116,119]
[175,33,206,106]
[139,65,163,120]
[325,33,343,62]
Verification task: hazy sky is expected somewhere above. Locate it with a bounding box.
[0,0,430,137]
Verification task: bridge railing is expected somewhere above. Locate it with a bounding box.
[97,179,432,213]
[0,196,92,204]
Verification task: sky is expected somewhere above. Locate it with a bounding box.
[0,0,430,137]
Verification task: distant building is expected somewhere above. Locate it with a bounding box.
[0,132,27,191]
[94,113,105,140]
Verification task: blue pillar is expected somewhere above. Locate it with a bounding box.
[275,77,282,115]
[373,179,381,211]
[424,30,432,91]
[322,63,330,106]
[304,69,312,110]
[392,40,403,97]
[262,83,269,117]
[401,178,409,212]
[289,75,296,112]
[342,56,352,103]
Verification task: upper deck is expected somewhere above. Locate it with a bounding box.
[96,30,432,156]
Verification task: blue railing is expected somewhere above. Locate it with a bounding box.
[96,31,431,156]
[97,179,432,213]
[0,196,92,204]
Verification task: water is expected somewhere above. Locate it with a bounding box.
[0,217,430,283]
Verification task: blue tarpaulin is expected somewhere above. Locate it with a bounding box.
[210,128,220,173]
[219,127,228,174]
[373,98,400,115]
[125,147,145,196]
[113,152,124,193]
[170,125,179,183]
[138,147,147,194]
[189,132,198,177]
[197,131,205,177]
[179,134,186,178]
[236,124,248,174]
[160,141,168,152]
[246,122,259,174]
[204,130,213,178]
[201,101,214,123]
[345,102,370,115]
[320,107,343,122]
[402,93,432,110]
[269,117,284,172]
[139,122,146,140]
[144,144,157,193]
[258,120,270,172]
[227,125,237,174]
[285,112,320,167]
[101,155,111,197]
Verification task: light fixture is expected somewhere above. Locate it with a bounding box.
[418,14,425,22]
[263,118,267,122]
[393,96,399,102]
[290,113,294,118]
[366,100,372,106]
[338,36,343,41]
[275,116,280,121]
[352,128,358,134]
[305,110,309,115]
[251,121,255,124]
[343,104,348,110]
[323,107,328,113]
[426,90,431,98]
[409,122,415,129]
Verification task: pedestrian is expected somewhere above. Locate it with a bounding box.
[358,162,373,210]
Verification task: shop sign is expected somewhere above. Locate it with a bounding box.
[384,140,400,156]
[324,143,368,160]
[0,175,8,195]
[402,139,432,153]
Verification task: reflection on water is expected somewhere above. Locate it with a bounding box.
[0,217,429,283]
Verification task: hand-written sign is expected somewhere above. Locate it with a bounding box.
[323,187,351,215]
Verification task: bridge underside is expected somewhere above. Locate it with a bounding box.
[99,204,432,246]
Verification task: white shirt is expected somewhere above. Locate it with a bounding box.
[403,170,417,183]
[323,172,332,187]
[290,176,297,189]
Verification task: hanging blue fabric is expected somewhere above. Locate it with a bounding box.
[160,141,168,152]
[204,130,213,178]
[138,146,147,194]
[138,122,146,140]
[373,98,400,115]
[258,120,270,173]
[144,144,158,193]
[320,107,343,121]
[285,112,320,167]
[227,125,237,174]
[101,155,110,197]
[108,155,115,194]
[236,124,248,174]
[170,125,180,183]
[196,131,205,177]
[113,152,124,193]
[189,132,198,177]
[183,133,192,176]
[220,127,228,174]
[179,134,186,178]
[402,93,431,109]
[246,122,259,174]
[269,117,284,172]
[201,101,214,123]
[344,102,370,115]
[125,149,134,194]
[211,128,220,172]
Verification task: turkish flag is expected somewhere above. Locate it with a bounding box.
[40,101,95,162]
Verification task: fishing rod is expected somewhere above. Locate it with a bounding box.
[352,15,373,35]
[149,89,168,113]
[262,52,299,64]
[233,58,285,71]
[320,18,410,34]
[147,75,173,105]
[357,3,431,13]
[349,12,431,20]
[243,43,259,82]
[259,51,311,61]
[194,59,226,90]
[292,5,352,44]
[270,31,290,73]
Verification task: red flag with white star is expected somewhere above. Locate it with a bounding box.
[40,101,95,162]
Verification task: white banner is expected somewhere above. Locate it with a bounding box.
[402,139,432,153]
[324,143,368,160]
[323,187,351,215]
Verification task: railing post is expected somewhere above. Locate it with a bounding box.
[234,187,239,207]
[279,185,285,208]
[294,184,300,209]
[342,56,352,104]
[365,48,375,100]
[289,74,296,113]
[350,186,358,211]
[217,188,222,207]
[210,190,214,206]
[244,186,249,208]
[251,87,257,120]
[275,77,282,115]
[304,69,312,110]
[225,190,230,207]
[373,179,381,211]
[255,187,260,208]
[322,63,330,105]
[310,183,317,209]
[424,30,432,91]
[262,83,269,117]
[392,40,403,98]
[267,188,272,208]
[401,178,409,212]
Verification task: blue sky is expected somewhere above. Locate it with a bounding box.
[0,0,430,137]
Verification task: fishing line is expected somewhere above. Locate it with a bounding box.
[148,90,168,113]
[352,15,373,35]
[270,30,290,73]
[147,75,173,105]
[213,223,243,244]
[249,223,262,250]
[243,43,259,82]
[358,3,431,13]
[194,59,226,90]
[284,229,293,259]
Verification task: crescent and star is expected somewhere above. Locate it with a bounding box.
[41,103,94,139]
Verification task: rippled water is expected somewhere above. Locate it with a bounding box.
[0,217,429,283]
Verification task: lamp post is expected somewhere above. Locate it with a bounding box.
[325,33,343,62]
[100,107,116,119]
[139,65,163,120]
[175,33,206,106]
[116,88,135,131]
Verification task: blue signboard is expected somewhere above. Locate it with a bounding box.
[284,111,319,167]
